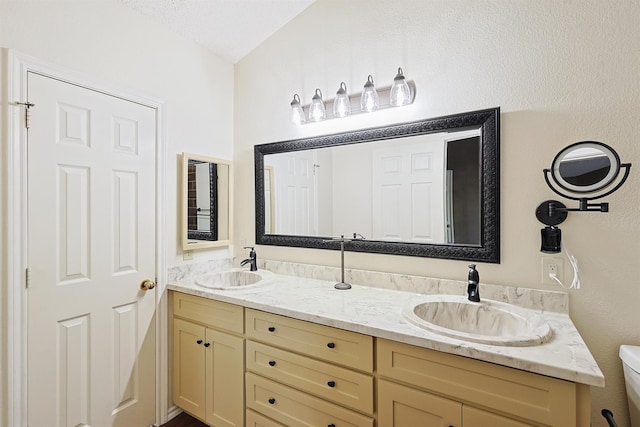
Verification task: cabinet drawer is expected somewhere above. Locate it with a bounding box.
[173,291,243,333]
[246,372,374,427]
[246,409,286,427]
[245,309,373,372]
[377,339,577,426]
[246,340,373,414]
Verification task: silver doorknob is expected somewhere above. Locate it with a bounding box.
[140,279,156,291]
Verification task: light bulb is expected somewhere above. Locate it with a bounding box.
[390,67,411,106]
[309,88,326,122]
[360,75,379,113]
[289,94,305,125]
[333,82,351,118]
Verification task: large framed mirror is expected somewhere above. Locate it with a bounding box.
[181,153,233,250]
[254,107,500,263]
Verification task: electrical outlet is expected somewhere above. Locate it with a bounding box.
[542,256,564,286]
[183,250,193,261]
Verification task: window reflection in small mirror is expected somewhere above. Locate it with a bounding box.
[181,153,232,250]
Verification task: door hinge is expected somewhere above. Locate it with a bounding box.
[14,101,35,129]
[26,267,31,289]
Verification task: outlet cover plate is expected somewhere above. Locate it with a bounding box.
[542,256,564,286]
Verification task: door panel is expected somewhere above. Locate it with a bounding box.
[372,135,446,243]
[266,150,317,235]
[27,72,157,427]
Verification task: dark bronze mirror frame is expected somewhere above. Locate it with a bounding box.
[187,160,218,241]
[254,107,500,263]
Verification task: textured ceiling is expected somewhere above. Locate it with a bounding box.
[120,0,315,63]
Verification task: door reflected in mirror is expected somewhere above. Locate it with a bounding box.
[182,153,232,250]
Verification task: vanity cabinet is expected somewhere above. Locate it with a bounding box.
[170,291,591,427]
[172,293,244,427]
[244,308,374,426]
[377,338,590,427]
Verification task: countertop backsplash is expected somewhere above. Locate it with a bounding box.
[168,258,569,314]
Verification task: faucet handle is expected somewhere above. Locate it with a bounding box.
[468,264,479,283]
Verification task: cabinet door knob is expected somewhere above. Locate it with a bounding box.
[196,339,203,345]
[268,326,276,332]
[268,398,276,405]
[327,381,336,388]
[204,342,210,347]
[327,342,335,349]
[328,424,336,427]
[268,360,276,367]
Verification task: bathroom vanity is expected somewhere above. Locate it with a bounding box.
[168,268,603,427]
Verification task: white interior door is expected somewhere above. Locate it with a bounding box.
[27,72,157,427]
[372,137,446,243]
[267,150,317,235]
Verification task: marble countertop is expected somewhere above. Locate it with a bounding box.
[168,270,604,387]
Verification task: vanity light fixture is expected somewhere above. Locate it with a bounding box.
[360,75,379,113]
[333,82,351,118]
[308,88,326,122]
[288,67,415,125]
[390,67,411,107]
[289,94,305,125]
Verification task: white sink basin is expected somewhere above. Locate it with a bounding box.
[402,295,552,346]
[195,268,275,290]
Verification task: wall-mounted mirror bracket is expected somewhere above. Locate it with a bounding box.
[535,198,613,227]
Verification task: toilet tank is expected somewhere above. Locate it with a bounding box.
[620,345,640,427]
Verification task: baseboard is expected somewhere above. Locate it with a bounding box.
[167,405,183,422]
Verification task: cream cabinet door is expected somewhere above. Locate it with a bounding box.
[173,319,207,419]
[205,328,244,427]
[378,379,461,427]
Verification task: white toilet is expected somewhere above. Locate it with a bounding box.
[620,345,640,427]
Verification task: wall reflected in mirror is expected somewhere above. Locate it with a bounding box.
[182,153,232,250]
[263,128,481,245]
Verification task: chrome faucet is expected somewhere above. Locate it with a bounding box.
[241,246,258,271]
[467,264,480,302]
[322,233,366,290]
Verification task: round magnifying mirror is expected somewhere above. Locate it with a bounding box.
[551,141,621,194]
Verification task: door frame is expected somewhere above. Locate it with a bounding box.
[3,49,169,427]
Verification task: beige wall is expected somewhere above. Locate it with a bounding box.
[0,1,234,424]
[0,1,235,266]
[234,1,640,425]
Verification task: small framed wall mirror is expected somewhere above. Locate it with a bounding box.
[181,153,233,250]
